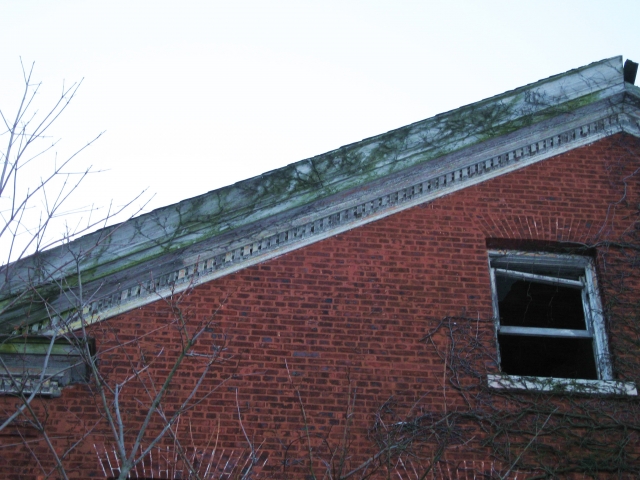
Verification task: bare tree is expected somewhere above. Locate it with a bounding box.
[0,61,92,430]
[0,62,264,480]
[76,285,264,480]
[0,59,150,317]
[3,61,100,266]
[0,61,144,476]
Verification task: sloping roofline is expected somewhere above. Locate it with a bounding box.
[2,56,640,333]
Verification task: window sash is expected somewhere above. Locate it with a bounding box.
[489,251,612,381]
[493,268,584,288]
[499,326,592,338]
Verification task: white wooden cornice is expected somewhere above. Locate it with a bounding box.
[60,93,640,332]
[2,57,639,333]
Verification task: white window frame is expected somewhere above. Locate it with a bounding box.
[488,251,613,381]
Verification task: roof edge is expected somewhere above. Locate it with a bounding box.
[1,57,635,333]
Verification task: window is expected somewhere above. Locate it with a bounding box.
[489,252,611,381]
[0,335,93,397]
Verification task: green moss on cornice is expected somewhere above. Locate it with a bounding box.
[477,91,605,142]
[0,57,628,332]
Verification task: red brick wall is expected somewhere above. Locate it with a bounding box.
[1,133,639,479]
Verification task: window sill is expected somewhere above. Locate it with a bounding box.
[487,374,637,396]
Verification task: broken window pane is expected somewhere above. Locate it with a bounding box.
[496,275,587,330]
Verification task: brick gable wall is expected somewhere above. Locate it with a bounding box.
[1,133,639,479]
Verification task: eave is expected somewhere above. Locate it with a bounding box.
[1,56,639,333]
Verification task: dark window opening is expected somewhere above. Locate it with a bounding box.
[498,335,597,379]
[490,252,610,381]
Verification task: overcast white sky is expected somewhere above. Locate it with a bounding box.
[2,0,640,252]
